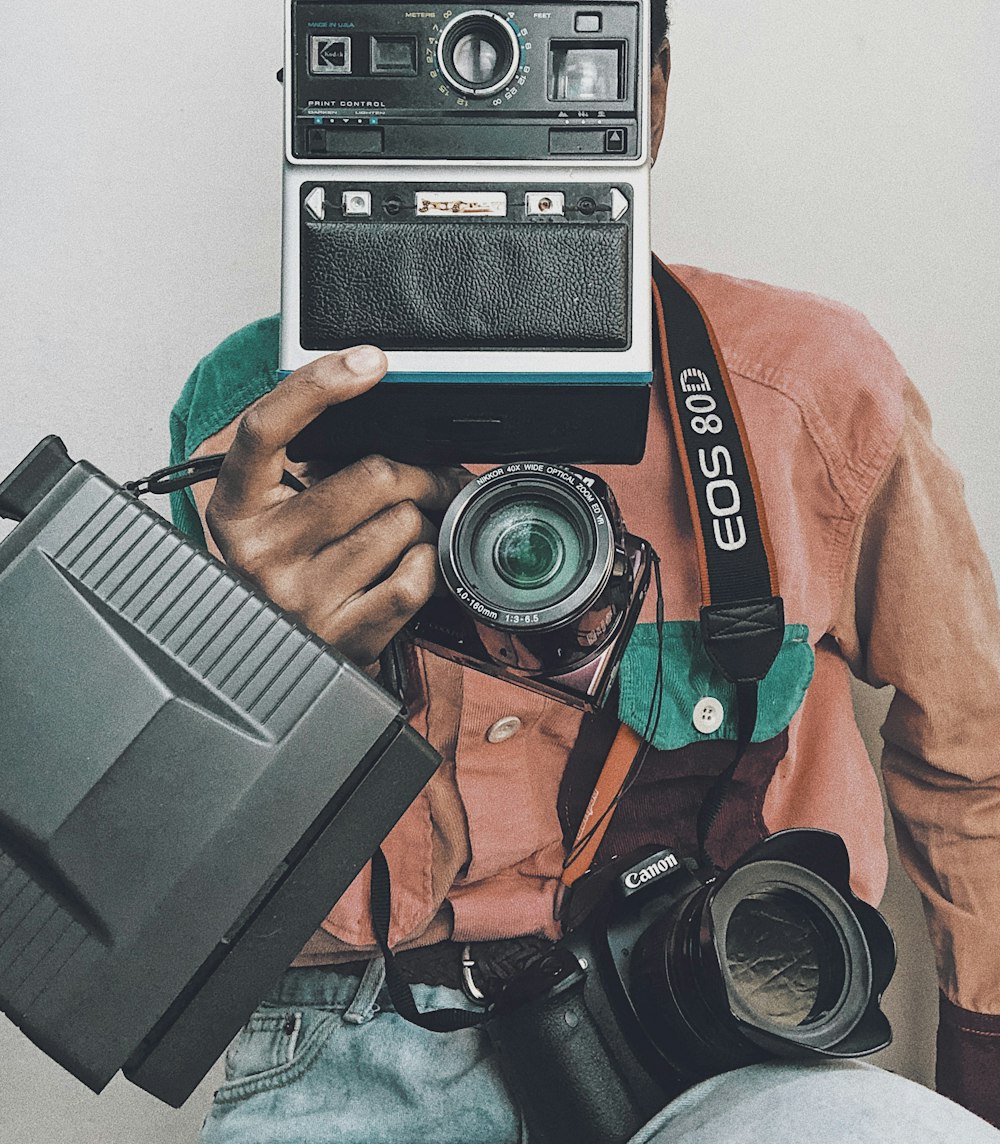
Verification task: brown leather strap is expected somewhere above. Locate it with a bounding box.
[562,724,643,887]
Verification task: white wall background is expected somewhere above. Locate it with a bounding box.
[0,1,997,1140]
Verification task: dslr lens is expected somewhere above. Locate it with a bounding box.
[709,863,870,1048]
[438,11,520,97]
[631,853,883,1077]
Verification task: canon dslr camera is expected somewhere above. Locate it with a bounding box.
[487,830,896,1144]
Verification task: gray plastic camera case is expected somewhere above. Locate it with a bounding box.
[0,438,440,1106]
[280,2,653,463]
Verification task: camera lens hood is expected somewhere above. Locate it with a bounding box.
[715,828,895,1059]
[628,829,895,1080]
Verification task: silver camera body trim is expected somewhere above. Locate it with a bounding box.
[280,2,652,389]
[280,163,651,377]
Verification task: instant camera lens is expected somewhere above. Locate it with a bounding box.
[438,11,520,97]
[453,33,499,86]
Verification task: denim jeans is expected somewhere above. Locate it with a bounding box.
[199,962,1000,1144]
[199,960,525,1144]
[630,1060,1000,1143]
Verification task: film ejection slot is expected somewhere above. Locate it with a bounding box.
[415,192,508,216]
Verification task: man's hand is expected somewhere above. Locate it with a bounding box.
[205,345,470,666]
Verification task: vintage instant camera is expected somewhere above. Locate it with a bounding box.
[281,1,654,467]
[408,460,652,708]
[487,831,896,1144]
[0,438,441,1107]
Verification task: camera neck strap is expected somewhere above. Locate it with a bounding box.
[650,256,784,680]
[562,261,786,885]
[369,847,486,1031]
[653,259,784,861]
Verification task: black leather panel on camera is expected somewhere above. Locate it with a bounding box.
[301,220,629,351]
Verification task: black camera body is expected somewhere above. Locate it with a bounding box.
[281,1,654,467]
[487,831,896,1144]
[286,3,645,163]
[407,462,652,708]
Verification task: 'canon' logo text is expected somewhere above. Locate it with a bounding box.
[623,853,679,890]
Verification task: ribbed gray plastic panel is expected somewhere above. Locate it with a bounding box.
[0,440,440,1105]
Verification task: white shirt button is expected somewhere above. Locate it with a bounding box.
[692,697,725,734]
[486,716,523,744]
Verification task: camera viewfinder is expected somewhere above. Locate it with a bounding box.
[549,42,625,101]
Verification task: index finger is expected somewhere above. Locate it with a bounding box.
[215,345,388,512]
[283,455,475,541]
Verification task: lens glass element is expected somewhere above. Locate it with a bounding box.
[458,491,596,614]
[494,515,565,590]
[453,32,500,85]
[724,889,846,1028]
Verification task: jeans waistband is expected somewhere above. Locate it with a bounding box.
[265,962,377,1007]
[263,960,488,1018]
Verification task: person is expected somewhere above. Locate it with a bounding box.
[168,5,1000,1141]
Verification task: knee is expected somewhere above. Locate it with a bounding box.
[630,1061,1000,1144]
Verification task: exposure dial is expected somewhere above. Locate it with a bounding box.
[436,9,521,97]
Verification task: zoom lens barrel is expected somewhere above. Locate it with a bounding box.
[438,464,617,634]
[412,462,651,705]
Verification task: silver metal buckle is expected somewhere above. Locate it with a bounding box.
[461,944,487,1003]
